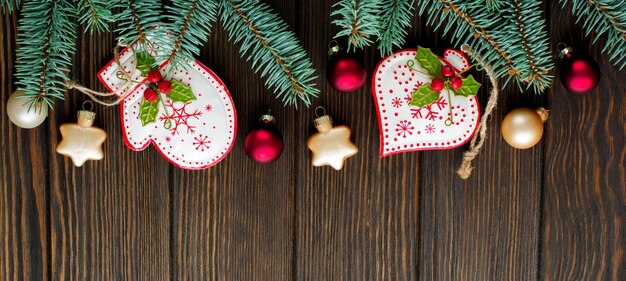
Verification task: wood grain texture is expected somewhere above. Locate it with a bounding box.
[413,5,546,280]
[0,1,625,281]
[170,1,296,280]
[0,11,49,281]
[294,2,418,280]
[541,2,626,280]
[47,24,171,281]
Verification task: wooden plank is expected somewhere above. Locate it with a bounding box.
[169,0,296,280]
[415,12,546,281]
[47,28,171,280]
[295,2,418,280]
[541,2,626,280]
[0,12,49,281]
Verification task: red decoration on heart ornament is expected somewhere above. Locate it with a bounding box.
[371,49,480,157]
[97,41,237,169]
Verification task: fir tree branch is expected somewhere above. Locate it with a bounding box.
[77,0,117,33]
[221,0,319,107]
[485,0,502,11]
[561,0,626,69]
[507,0,553,92]
[162,0,219,70]
[417,0,554,94]
[1,0,19,14]
[439,0,515,71]
[15,0,78,110]
[377,0,414,56]
[332,0,380,51]
[116,0,165,46]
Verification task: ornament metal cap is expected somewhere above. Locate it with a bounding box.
[313,106,333,133]
[535,107,549,123]
[557,43,573,59]
[328,40,341,56]
[260,109,275,123]
[77,101,96,127]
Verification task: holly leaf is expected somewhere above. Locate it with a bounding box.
[136,51,156,77]
[454,75,482,97]
[139,98,159,126]
[409,84,440,108]
[416,47,443,78]
[167,79,196,103]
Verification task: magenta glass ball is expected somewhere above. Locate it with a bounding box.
[244,121,284,164]
[326,54,367,92]
[560,55,600,95]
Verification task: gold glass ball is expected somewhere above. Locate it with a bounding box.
[501,108,544,149]
[6,90,48,129]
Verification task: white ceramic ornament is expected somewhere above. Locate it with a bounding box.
[371,49,480,156]
[6,90,48,129]
[97,42,236,169]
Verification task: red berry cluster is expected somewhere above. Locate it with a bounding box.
[430,65,463,92]
[143,69,172,102]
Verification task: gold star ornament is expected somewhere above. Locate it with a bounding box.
[307,107,358,170]
[56,104,107,167]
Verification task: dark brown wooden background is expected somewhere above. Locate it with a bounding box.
[1,1,624,280]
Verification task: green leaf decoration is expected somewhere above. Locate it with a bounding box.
[409,84,440,108]
[139,98,159,126]
[415,47,442,78]
[454,75,482,97]
[136,51,156,77]
[167,79,196,103]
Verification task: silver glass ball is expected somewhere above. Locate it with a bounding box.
[6,90,48,129]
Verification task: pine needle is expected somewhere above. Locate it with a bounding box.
[14,0,78,110]
[116,0,166,48]
[332,0,381,52]
[77,0,118,33]
[221,0,319,107]
[561,0,626,69]
[377,0,414,56]
[162,0,219,71]
[417,0,554,94]
[1,0,20,14]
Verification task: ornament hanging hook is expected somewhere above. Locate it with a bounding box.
[556,42,573,59]
[82,100,94,112]
[328,41,341,56]
[315,106,326,118]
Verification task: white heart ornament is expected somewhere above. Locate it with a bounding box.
[98,44,237,169]
[371,49,480,157]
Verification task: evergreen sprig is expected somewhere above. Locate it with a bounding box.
[15,0,77,110]
[1,0,19,13]
[163,0,220,71]
[485,0,502,11]
[77,0,118,33]
[496,0,554,92]
[377,0,414,56]
[221,0,319,107]
[417,0,553,94]
[116,0,165,48]
[561,0,626,69]
[331,0,381,52]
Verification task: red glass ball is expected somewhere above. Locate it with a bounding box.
[326,54,367,93]
[244,120,284,164]
[560,54,600,95]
